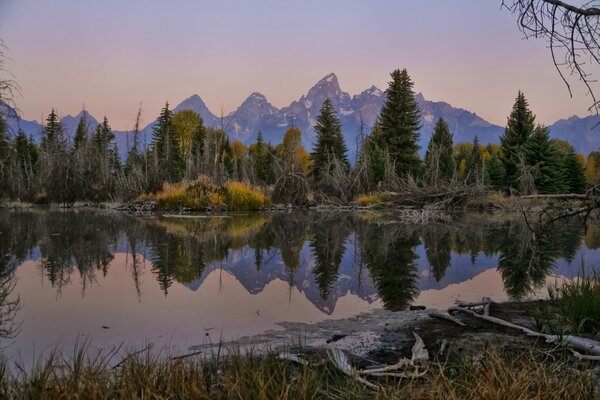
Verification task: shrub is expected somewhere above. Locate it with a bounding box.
[139,178,267,211]
[224,182,268,211]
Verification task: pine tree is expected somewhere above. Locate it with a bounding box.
[152,102,184,183]
[500,91,536,191]
[311,99,349,181]
[561,147,586,193]
[40,109,71,203]
[376,69,422,177]
[41,109,67,152]
[467,136,483,184]
[92,116,115,153]
[191,122,206,166]
[486,152,506,190]
[14,129,38,195]
[252,131,274,184]
[364,122,386,188]
[424,118,454,185]
[522,126,563,194]
[0,116,10,196]
[73,112,89,151]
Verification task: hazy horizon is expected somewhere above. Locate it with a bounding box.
[0,0,595,130]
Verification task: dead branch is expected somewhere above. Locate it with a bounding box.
[502,1,600,114]
[272,167,309,206]
[451,303,600,356]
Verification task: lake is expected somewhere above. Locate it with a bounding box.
[0,209,598,364]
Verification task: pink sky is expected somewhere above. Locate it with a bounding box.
[0,0,595,129]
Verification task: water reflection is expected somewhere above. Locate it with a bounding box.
[0,210,596,320]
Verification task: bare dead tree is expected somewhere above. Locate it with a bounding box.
[0,39,21,120]
[502,1,600,114]
[313,154,353,205]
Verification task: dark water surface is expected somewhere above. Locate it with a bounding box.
[0,210,599,362]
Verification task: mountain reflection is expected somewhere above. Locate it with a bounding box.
[0,210,595,314]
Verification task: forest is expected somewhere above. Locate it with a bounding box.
[0,68,595,209]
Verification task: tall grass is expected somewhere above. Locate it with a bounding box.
[0,344,593,399]
[551,273,600,335]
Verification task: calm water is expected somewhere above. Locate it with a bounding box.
[0,209,599,362]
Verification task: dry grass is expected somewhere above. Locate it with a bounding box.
[356,192,393,207]
[140,177,268,211]
[2,344,595,399]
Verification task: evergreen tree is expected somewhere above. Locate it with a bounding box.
[152,102,184,183]
[376,69,422,177]
[40,109,71,203]
[252,131,274,184]
[73,112,89,151]
[467,136,483,184]
[522,126,563,194]
[41,109,67,152]
[92,116,115,153]
[561,146,587,193]
[0,116,10,196]
[365,122,386,187]
[14,129,38,196]
[486,152,506,190]
[424,118,454,185]
[311,98,349,180]
[500,91,536,191]
[191,121,206,167]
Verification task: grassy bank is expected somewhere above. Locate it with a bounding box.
[1,343,594,399]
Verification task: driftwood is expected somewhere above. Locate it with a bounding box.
[520,194,590,200]
[429,312,466,327]
[327,332,429,389]
[450,305,600,356]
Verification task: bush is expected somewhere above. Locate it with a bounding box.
[140,177,267,211]
[224,182,268,211]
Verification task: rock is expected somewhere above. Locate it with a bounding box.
[410,305,427,311]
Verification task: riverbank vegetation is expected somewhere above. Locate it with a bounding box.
[0,346,592,399]
[0,68,596,210]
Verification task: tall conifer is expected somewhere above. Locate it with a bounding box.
[311,98,349,180]
[424,118,454,184]
[376,69,421,177]
[500,91,535,190]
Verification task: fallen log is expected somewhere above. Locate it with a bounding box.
[429,312,466,327]
[450,306,600,356]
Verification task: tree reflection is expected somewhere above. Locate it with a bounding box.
[422,225,452,282]
[0,213,22,342]
[357,222,420,311]
[310,214,352,299]
[0,209,594,317]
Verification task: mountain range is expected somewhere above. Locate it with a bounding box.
[6,73,600,159]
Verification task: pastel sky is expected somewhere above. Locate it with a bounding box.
[0,0,594,130]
